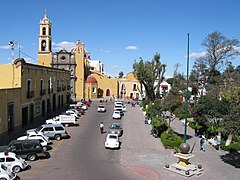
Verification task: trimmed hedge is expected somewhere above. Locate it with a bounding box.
[161,129,183,149]
[220,141,240,152]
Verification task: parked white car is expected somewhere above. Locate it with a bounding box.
[76,102,88,110]
[0,164,16,180]
[112,111,121,119]
[105,134,120,149]
[66,109,81,118]
[25,131,50,143]
[0,152,29,173]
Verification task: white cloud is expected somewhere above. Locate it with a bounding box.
[109,65,126,69]
[125,46,138,50]
[190,51,206,58]
[52,41,76,51]
[0,45,11,50]
[99,49,110,53]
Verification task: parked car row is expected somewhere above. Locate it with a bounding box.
[0,101,90,179]
[105,101,126,150]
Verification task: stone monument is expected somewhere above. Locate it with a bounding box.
[164,143,203,177]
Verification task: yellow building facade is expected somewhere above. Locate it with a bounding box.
[118,72,142,100]
[0,58,70,142]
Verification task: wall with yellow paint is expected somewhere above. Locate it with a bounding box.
[91,72,118,98]
[0,88,21,135]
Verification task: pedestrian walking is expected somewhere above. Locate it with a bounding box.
[200,135,205,152]
[100,122,104,134]
[215,135,221,150]
[148,119,151,125]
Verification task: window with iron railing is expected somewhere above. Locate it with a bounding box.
[40,89,46,96]
[27,91,34,99]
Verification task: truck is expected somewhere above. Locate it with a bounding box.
[45,114,76,126]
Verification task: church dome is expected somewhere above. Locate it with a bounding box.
[86,76,97,83]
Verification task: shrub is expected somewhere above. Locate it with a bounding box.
[220,141,240,152]
[177,114,191,120]
[189,121,203,130]
[161,128,183,149]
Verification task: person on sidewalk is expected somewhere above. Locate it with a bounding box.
[200,135,205,152]
[215,135,221,150]
[148,119,151,125]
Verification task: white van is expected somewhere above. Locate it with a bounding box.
[46,115,76,126]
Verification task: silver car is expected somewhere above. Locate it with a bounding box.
[27,124,69,141]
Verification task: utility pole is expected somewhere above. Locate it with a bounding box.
[184,33,190,143]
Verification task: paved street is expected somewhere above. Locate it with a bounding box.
[120,102,240,180]
[2,100,240,180]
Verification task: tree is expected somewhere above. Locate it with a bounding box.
[133,53,166,101]
[193,89,227,137]
[154,53,167,99]
[193,31,240,85]
[221,86,240,131]
[118,71,124,78]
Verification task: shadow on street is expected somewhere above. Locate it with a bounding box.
[220,151,240,168]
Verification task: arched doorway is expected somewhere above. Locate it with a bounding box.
[106,89,111,96]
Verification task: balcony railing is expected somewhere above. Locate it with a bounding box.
[27,91,34,99]
[40,89,46,96]
[133,88,137,91]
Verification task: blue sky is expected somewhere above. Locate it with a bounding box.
[0,0,240,77]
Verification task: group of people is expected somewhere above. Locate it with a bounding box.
[200,135,221,152]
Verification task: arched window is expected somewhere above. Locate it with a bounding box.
[106,89,111,96]
[41,40,46,51]
[42,27,46,35]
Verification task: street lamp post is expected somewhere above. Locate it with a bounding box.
[9,40,14,62]
[184,33,190,143]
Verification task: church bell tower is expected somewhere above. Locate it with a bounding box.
[38,10,52,67]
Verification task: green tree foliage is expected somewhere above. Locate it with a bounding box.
[162,94,183,116]
[192,31,240,86]
[133,53,166,101]
[194,90,227,134]
[220,86,240,134]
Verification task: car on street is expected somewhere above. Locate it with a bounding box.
[0,140,46,161]
[114,108,124,116]
[112,111,121,119]
[108,123,123,136]
[0,152,30,173]
[27,124,69,141]
[97,105,106,112]
[0,164,16,180]
[17,132,51,151]
[105,134,120,149]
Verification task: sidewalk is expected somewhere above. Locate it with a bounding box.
[120,105,240,180]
